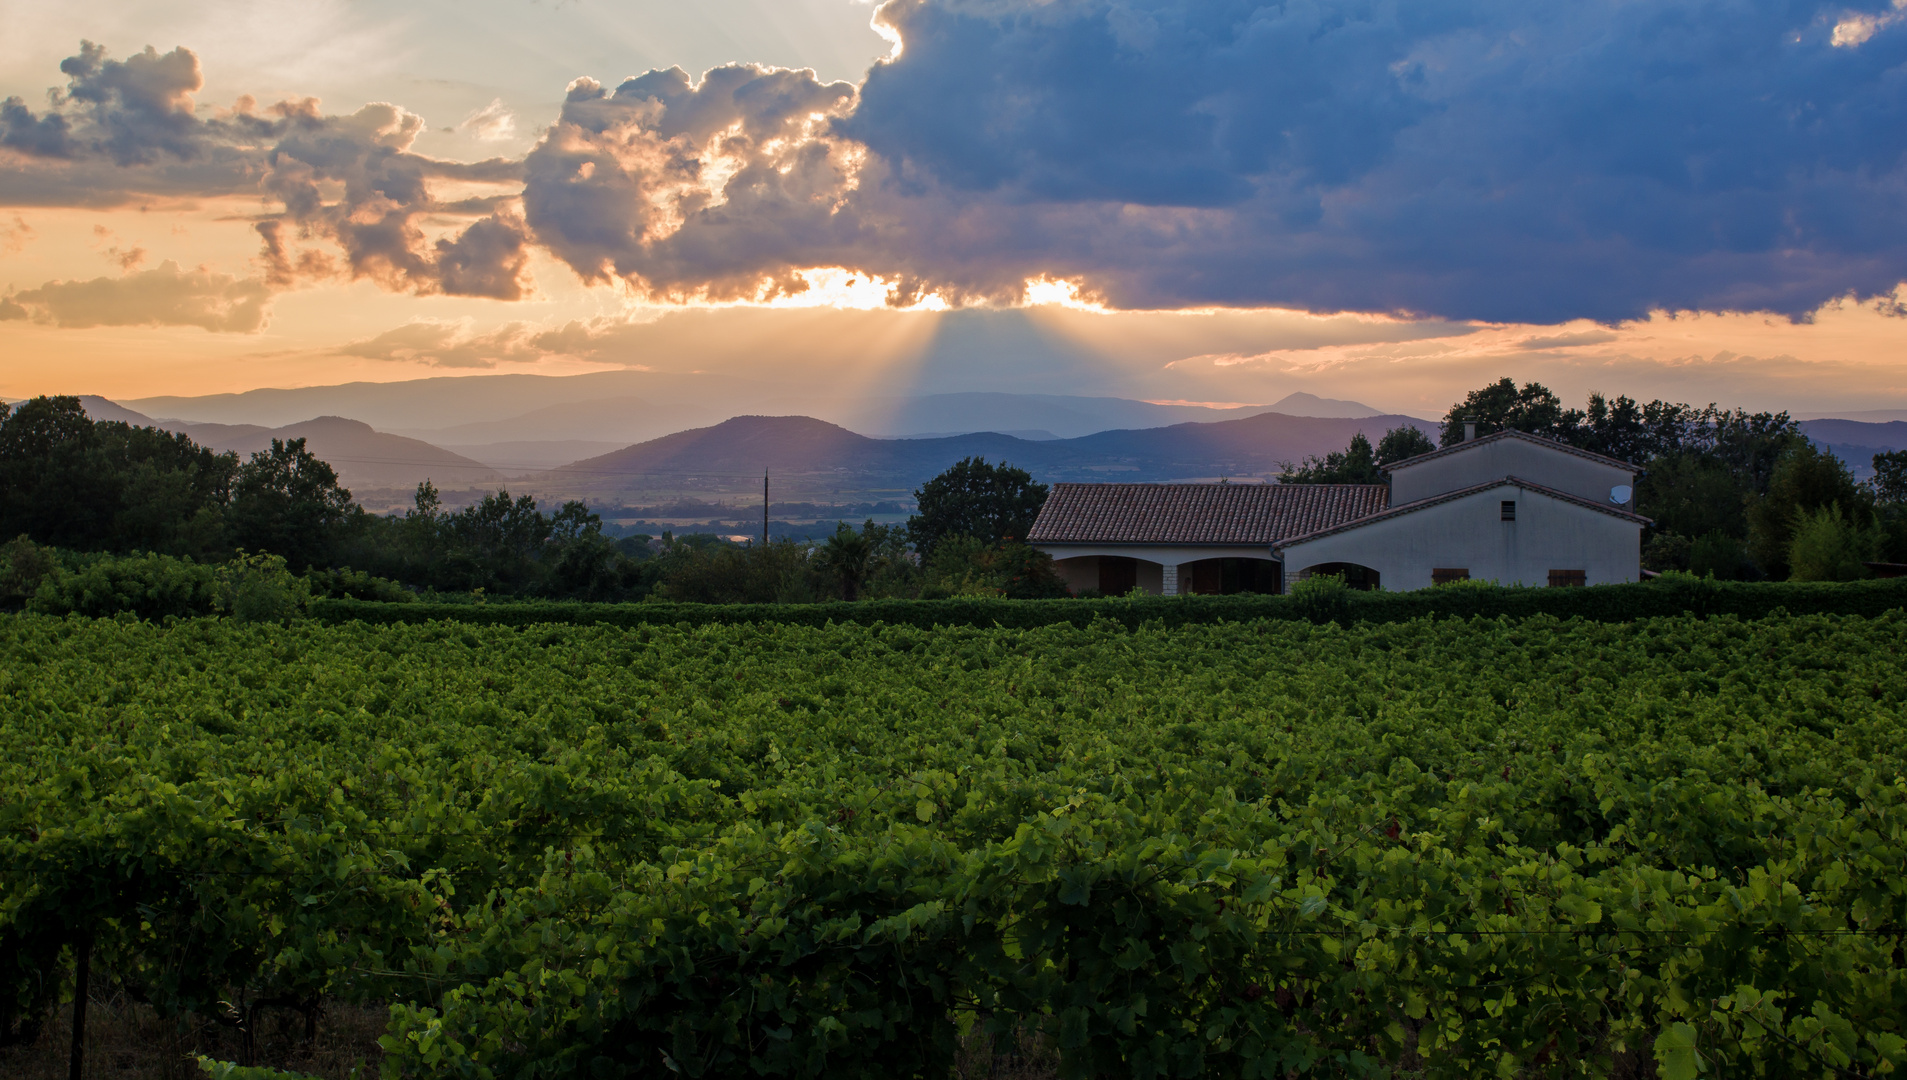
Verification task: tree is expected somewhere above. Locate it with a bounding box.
[227,438,355,571]
[656,537,809,604]
[1746,442,1868,578]
[1787,504,1879,581]
[1281,426,1435,484]
[1705,409,1804,495]
[1280,433,1381,484]
[545,501,636,601]
[1635,452,1750,540]
[1873,450,1907,507]
[0,396,116,549]
[1375,426,1436,465]
[1439,378,1578,446]
[816,521,876,601]
[920,536,1067,598]
[102,423,238,558]
[908,458,1048,557]
[440,490,553,593]
[1573,394,1713,463]
[0,395,237,556]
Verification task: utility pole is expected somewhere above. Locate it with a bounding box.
[762,470,769,547]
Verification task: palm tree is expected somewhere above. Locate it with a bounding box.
[817,522,874,601]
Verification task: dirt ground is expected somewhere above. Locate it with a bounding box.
[0,996,1063,1080]
[0,997,387,1080]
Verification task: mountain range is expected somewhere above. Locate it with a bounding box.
[78,397,500,498]
[60,373,1907,513]
[540,412,1439,503]
[1801,419,1907,478]
[120,373,1381,472]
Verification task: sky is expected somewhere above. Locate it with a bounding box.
[2,0,1907,420]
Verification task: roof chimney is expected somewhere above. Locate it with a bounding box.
[1463,419,1477,442]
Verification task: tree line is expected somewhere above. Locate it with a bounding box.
[8,381,1897,606]
[0,396,1063,606]
[1282,377,1907,580]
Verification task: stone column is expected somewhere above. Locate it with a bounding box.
[1161,563,1179,596]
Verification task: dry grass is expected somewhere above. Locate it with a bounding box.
[0,994,386,1080]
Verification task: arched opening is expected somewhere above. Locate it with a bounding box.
[1298,562,1381,591]
[1181,558,1283,595]
[1050,555,1165,596]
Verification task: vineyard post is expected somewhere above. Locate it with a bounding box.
[68,929,91,1080]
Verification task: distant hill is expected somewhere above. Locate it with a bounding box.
[393,395,724,447]
[842,393,1293,438]
[1800,418,1907,451]
[1801,418,1907,478]
[1265,392,1385,419]
[1051,412,1435,477]
[186,417,501,491]
[122,372,1405,450]
[544,412,1438,500]
[77,397,498,493]
[124,371,746,431]
[441,440,632,473]
[75,395,160,426]
[1798,409,1907,423]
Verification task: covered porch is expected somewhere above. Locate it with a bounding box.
[1043,545,1284,596]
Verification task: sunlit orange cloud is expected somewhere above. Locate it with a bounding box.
[6,200,1907,421]
[1028,293,1907,418]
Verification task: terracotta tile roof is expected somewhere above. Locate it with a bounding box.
[1381,429,1640,474]
[1028,482,1391,545]
[1274,474,1651,550]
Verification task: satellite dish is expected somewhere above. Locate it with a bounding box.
[1610,485,1633,505]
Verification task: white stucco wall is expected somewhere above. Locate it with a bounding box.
[1276,482,1641,590]
[1389,438,1635,505]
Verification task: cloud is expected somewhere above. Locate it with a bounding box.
[460,99,516,142]
[2,42,531,301]
[92,224,146,269]
[11,9,1907,326]
[3,261,271,331]
[1516,330,1622,350]
[522,64,868,301]
[516,0,1907,322]
[0,215,30,254]
[1833,0,1907,46]
[254,97,531,298]
[336,319,545,367]
[55,41,204,165]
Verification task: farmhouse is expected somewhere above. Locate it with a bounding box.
[1027,428,1647,594]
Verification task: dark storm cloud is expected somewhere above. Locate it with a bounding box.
[520,0,1907,321]
[10,5,1907,324]
[254,98,529,298]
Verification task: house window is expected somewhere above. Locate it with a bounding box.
[1501,500,1517,521]
[1548,569,1586,588]
[1432,568,1470,585]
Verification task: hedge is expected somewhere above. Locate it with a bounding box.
[307,575,1907,631]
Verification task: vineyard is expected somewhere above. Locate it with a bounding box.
[2,609,1905,1078]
